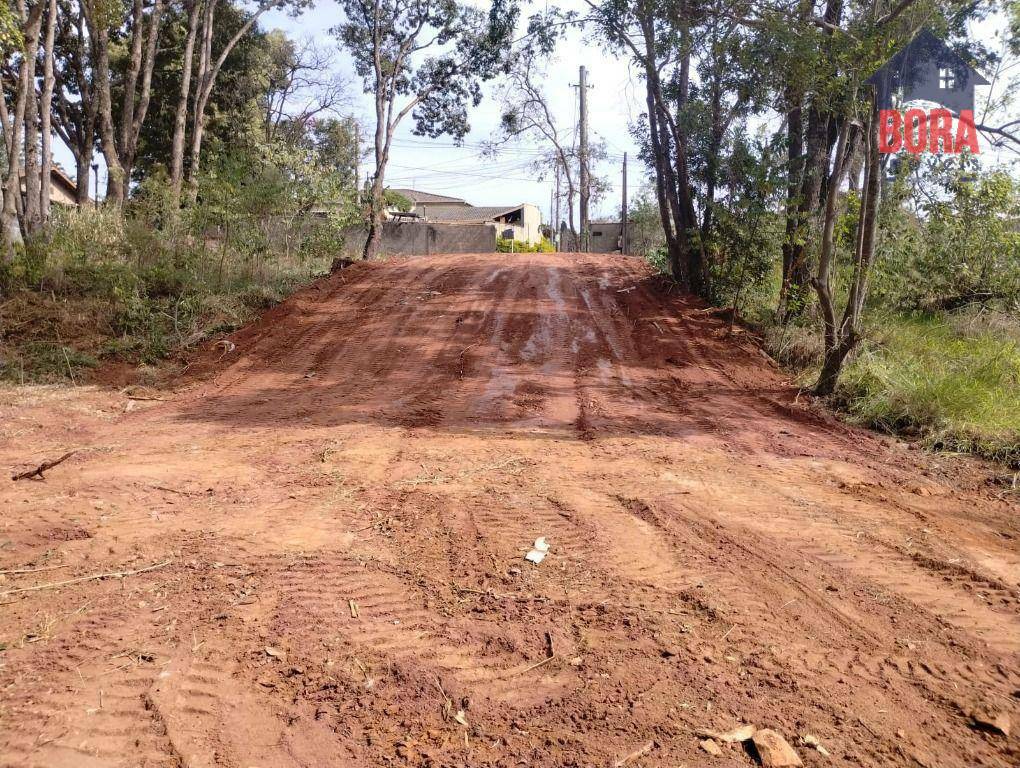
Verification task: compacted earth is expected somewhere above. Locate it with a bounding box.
[0,253,1017,768]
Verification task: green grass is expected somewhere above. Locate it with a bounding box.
[837,311,1020,466]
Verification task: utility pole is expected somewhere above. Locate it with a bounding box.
[621,152,628,255]
[548,182,554,248]
[554,164,561,252]
[354,121,361,206]
[577,65,590,253]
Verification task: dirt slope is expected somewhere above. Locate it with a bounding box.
[1,252,1018,768]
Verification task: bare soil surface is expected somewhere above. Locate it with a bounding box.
[1,253,1018,768]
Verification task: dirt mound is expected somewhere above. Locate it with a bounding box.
[1,253,1017,767]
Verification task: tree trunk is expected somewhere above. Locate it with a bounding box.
[785,100,828,317]
[186,0,265,202]
[118,0,164,199]
[779,86,804,317]
[23,8,43,233]
[51,2,97,208]
[814,336,856,396]
[673,42,707,298]
[39,0,57,223]
[2,2,45,260]
[169,0,201,206]
[362,179,384,261]
[783,0,844,319]
[362,85,388,261]
[186,0,215,200]
[360,28,389,264]
[120,0,145,154]
[74,152,93,206]
[83,2,126,207]
[813,97,881,396]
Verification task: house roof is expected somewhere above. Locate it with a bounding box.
[420,204,524,223]
[389,188,469,205]
[51,166,78,194]
[18,165,81,202]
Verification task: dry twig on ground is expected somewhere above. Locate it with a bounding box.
[0,560,171,598]
[11,450,78,481]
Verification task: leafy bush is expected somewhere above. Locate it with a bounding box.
[48,261,140,300]
[870,159,1020,312]
[0,343,98,383]
[496,236,554,253]
[383,189,414,212]
[645,245,669,275]
[1,195,342,382]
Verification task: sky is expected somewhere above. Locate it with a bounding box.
[55,2,1016,221]
[260,0,646,222]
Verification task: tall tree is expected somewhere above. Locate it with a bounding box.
[82,0,165,206]
[332,0,519,261]
[38,0,57,221]
[585,0,708,294]
[135,1,280,188]
[262,32,348,145]
[119,0,166,199]
[1,0,44,259]
[168,0,199,204]
[493,54,580,242]
[81,0,125,205]
[52,0,98,205]
[185,0,312,200]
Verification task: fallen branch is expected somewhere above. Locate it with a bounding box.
[614,740,655,767]
[513,653,557,676]
[0,563,68,576]
[452,584,549,603]
[0,560,171,598]
[152,485,204,497]
[11,451,78,481]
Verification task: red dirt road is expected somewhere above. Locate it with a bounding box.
[1,253,1018,767]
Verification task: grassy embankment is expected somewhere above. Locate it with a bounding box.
[764,308,1020,468]
[0,207,332,385]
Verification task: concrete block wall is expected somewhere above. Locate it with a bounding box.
[339,222,497,257]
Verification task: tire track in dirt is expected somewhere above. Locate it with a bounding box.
[581,491,1018,766]
[696,476,1020,655]
[0,605,177,768]
[268,553,571,706]
[145,643,343,768]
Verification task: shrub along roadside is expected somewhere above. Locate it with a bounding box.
[0,206,335,385]
[496,236,555,253]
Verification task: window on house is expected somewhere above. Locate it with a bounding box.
[592,230,603,237]
[939,67,956,90]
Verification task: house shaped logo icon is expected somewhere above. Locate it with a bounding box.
[868,29,989,114]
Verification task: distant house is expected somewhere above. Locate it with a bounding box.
[869,29,989,113]
[20,166,80,207]
[385,187,543,245]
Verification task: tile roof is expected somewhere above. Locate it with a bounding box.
[389,188,469,205]
[416,204,524,223]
